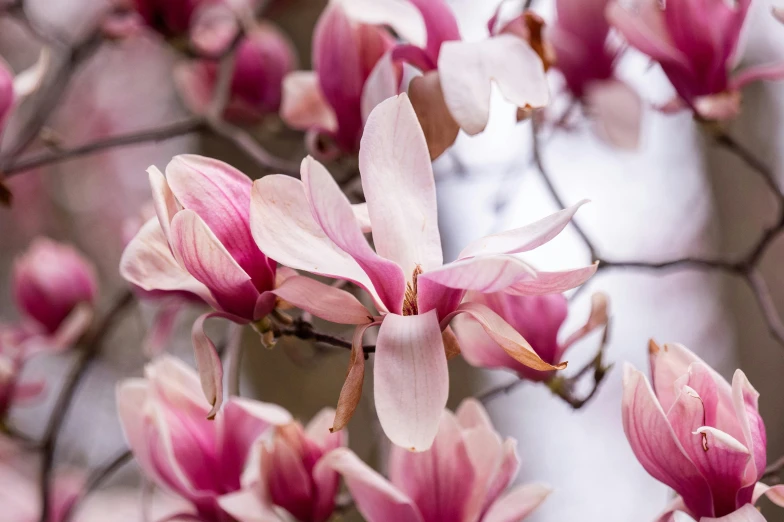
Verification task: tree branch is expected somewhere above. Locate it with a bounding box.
[275,320,375,354]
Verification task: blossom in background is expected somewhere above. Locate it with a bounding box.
[623,342,784,521]
[0,50,50,138]
[220,408,346,522]
[175,22,297,123]
[251,94,596,450]
[457,291,608,382]
[279,0,424,158]
[608,0,784,120]
[324,398,551,522]
[117,356,292,521]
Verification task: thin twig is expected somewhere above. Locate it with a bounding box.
[38,290,135,522]
[275,320,375,354]
[60,449,133,522]
[3,119,205,176]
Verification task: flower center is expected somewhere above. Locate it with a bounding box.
[402,265,423,316]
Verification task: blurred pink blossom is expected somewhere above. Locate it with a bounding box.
[608,0,784,120]
[116,355,292,521]
[220,408,346,522]
[323,399,551,522]
[0,58,13,135]
[251,94,596,450]
[623,342,784,521]
[176,22,297,123]
[457,291,608,382]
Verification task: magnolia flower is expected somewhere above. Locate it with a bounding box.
[12,238,97,348]
[220,408,346,522]
[608,0,784,120]
[623,342,784,521]
[457,291,608,382]
[176,23,297,123]
[280,0,424,157]
[323,399,551,522]
[251,94,596,450]
[117,356,292,521]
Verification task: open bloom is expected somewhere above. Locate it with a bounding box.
[324,399,551,522]
[608,0,784,120]
[622,342,782,521]
[457,291,608,382]
[251,93,596,450]
[12,238,97,347]
[220,408,345,522]
[280,0,423,157]
[176,23,296,123]
[117,356,292,521]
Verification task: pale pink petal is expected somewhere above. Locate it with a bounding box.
[460,425,506,522]
[733,61,784,89]
[312,451,342,522]
[305,407,342,446]
[173,61,213,118]
[332,321,381,432]
[459,201,588,259]
[419,255,536,293]
[280,71,338,133]
[585,79,643,150]
[374,310,448,451]
[166,155,274,293]
[482,439,521,512]
[170,210,260,319]
[438,35,549,135]
[320,448,424,522]
[337,0,427,48]
[455,397,494,431]
[359,94,443,276]
[456,312,520,372]
[388,411,475,521]
[731,370,766,485]
[407,0,461,62]
[271,275,372,325]
[702,504,766,522]
[561,292,609,354]
[503,264,598,296]
[189,2,239,57]
[148,166,180,244]
[694,92,741,121]
[441,302,567,372]
[143,300,185,357]
[361,51,401,123]
[48,303,93,352]
[352,203,372,233]
[218,490,282,522]
[11,47,49,98]
[120,219,214,306]
[192,311,241,419]
[482,482,552,522]
[249,176,382,306]
[621,365,713,517]
[301,156,406,312]
[753,483,784,507]
[116,380,157,477]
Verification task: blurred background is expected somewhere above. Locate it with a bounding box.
[2,0,784,520]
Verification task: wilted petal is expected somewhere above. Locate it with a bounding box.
[438,35,549,135]
[192,312,240,419]
[389,411,475,522]
[482,482,552,522]
[280,71,338,133]
[301,156,406,312]
[459,201,587,259]
[359,94,443,276]
[408,71,460,160]
[419,255,536,293]
[621,365,713,517]
[332,321,379,433]
[374,310,448,451]
[585,79,643,149]
[321,448,424,522]
[272,275,372,325]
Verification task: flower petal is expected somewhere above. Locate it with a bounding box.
[191,311,240,419]
[459,201,588,259]
[442,302,567,372]
[249,175,382,307]
[148,166,180,244]
[320,448,424,522]
[585,79,643,150]
[361,51,401,124]
[116,380,156,477]
[621,365,713,517]
[503,264,598,296]
[337,0,427,48]
[359,94,443,276]
[331,321,380,433]
[120,218,214,306]
[218,490,282,522]
[272,275,372,325]
[408,71,460,160]
[419,255,536,293]
[280,71,338,133]
[301,156,406,313]
[352,203,372,233]
[481,482,552,522]
[407,0,460,62]
[702,504,766,522]
[438,35,549,135]
[170,210,260,319]
[374,310,448,451]
[731,370,766,485]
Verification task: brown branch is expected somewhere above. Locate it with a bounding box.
[38,290,135,522]
[275,320,375,354]
[60,449,133,522]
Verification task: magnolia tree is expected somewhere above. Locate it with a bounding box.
[0,0,783,520]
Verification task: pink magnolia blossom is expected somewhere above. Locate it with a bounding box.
[457,291,608,382]
[220,408,346,522]
[12,238,98,342]
[176,23,297,123]
[280,0,425,157]
[608,0,784,120]
[622,342,784,521]
[323,398,551,522]
[117,355,292,521]
[250,93,596,450]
